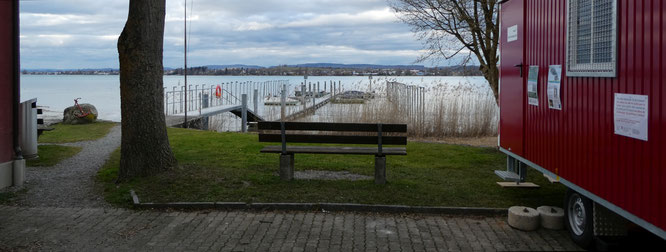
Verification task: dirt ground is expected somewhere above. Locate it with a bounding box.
[411,136,498,148]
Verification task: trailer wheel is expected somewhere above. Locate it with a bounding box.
[565,189,594,248]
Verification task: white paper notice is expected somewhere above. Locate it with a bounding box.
[527,66,539,106]
[547,65,562,110]
[507,25,517,42]
[614,93,648,141]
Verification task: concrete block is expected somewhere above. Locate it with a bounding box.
[279,154,294,181]
[508,206,540,231]
[374,156,386,184]
[0,161,13,189]
[13,159,25,186]
[537,206,564,230]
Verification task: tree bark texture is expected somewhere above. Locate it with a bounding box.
[117,0,176,180]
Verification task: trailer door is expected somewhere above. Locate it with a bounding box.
[499,0,524,156]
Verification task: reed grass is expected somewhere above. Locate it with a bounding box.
[297,79,498,138]
[205,78,498,138]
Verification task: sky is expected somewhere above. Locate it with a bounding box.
[19,0,437,69]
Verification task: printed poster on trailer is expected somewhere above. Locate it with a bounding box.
[547,65,562,110]
[614,93,648,141]
[527,66,539,106]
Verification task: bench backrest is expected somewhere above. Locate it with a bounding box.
[258,121,407,145]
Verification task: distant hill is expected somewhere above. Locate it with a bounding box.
[23,63,481,76]
[280,63,426,70]
[23,63,429,72]
[203,64,265,70]
[23,68,119,73]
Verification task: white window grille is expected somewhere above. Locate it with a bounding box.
[566,0,617,77]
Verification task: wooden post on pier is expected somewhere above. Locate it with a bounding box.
[241,94,247,133]
[311,82,315,114]
[301,83,306,112]
[280,84,286,121]
[253,89,258,113]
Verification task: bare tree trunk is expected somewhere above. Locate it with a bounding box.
[117,0,176,180]
[480,63,500,105]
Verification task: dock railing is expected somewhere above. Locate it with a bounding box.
[164,80,289,116]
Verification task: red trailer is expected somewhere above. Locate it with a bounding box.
[498,0,665,247]
[0,0,21,189]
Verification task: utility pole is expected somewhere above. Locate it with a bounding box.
[183,0,188,128]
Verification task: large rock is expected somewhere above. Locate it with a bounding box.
[63,103,98,124]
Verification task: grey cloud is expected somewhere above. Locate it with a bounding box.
[20,0,430,69]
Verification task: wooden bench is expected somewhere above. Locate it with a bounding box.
[36,109,54,137]
[258,121,407,184]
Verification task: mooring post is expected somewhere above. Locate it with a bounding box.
[241,94,248,133]
[281,84,286,121]
[172,86,176,114]
[302,84,306,111]
[164,87,168,115]
[311,82,316,114]
[195,84,199,113]
[253,89,258,113]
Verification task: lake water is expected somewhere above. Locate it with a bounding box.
[20,75,490,122]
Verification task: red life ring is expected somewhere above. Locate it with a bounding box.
[215,85,222,98]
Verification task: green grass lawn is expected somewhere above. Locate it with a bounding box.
[38,121,116,143]
[100,128,567,208]
[26,145,82,167]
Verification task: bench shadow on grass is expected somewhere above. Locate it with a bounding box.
[98,127,566,208]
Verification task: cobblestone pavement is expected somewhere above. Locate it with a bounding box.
[0,205,581,251]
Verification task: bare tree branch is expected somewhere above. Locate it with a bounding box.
[389,0,501,104]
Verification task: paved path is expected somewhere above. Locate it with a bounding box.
[15,125,121,207]
[0,206,581,251]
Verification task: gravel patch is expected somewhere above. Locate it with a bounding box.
[294,170,372,181]
[12,125,121,208]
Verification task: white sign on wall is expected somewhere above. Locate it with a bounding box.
[547,65,562,110]
[527,66,539,106]
[507,25,518,42]
[614,93,648,141]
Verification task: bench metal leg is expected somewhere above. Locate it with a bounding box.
[279,154,294,181]
[374,156,386,184]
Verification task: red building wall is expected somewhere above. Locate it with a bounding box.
[506,0,665,233]
[0,0,17,163]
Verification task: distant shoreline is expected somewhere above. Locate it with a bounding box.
[21,64,484,77]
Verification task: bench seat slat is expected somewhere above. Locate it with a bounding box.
[259,134,407,145]
[260,146,407,155]
[258,121,407,133]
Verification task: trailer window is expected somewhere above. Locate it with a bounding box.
[566,0,617,77]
